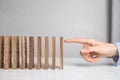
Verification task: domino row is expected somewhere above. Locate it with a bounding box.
[0,36,63,70]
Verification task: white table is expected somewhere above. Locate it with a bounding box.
[0,57,120,80]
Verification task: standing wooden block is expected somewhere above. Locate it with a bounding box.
[13,36,19,69]
[52,37,56,69]
[0,36,4,68]
[29,36,34,69]
[45,37,49,69]
[4,36,12,69]
[60,37,63,70]
[21,36,27,69]
[37,37,42,69]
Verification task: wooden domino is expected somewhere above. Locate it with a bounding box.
[29,36,34,69]
[4,36,12,69]
[52,37,56,69]
[60,37,63,69]
[45,36,49,69]
[13,36,19,69]
[0,36,4,68]
[21,36,27,69]
[37,36,42,69]
[0,36,64,70]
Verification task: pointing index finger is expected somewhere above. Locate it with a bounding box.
[64,38,93,45]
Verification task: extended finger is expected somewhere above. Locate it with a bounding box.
[64,38,93,45]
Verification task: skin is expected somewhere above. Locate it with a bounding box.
[64,38,118,63]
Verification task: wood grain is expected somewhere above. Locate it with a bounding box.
[4,36,12,69]
[45,37,49,69]
[37,37,42,69]
[29,36,34,69]
[52,37,56,69]
[21,36,27,69]
[0,36,4,68]
[13,36,19,69]
[60,37,63,70]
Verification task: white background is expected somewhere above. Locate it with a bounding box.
[0,0,110,57]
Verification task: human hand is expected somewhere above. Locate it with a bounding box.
[64,38,118,63]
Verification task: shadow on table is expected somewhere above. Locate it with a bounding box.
[74,63,115,67]
[66,62,116,67]
[34,64,60,69]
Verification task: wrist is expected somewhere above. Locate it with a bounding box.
[111,43,118,56]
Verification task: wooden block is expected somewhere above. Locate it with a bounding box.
[52,37,56,69]
[21,36,27,69]
[4,36,12,69]
[45,36,49,69]
[29,36,34,69]
[37,37,42,69]
[13,36,19,69]
[0,36,4,68]
[60,37,63,70]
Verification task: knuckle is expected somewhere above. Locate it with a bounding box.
[80,49,84,53]
[88,39,95,42]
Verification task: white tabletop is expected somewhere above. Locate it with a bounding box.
[0,57,120,80]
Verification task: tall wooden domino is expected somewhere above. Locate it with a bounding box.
[0,36,4,68]
[21,36,27,69]
[60,37,63,69]
[37,36,42,69]
[45,36,49,69]
[52,37,56,69]
[13,36,19,69]
[29,36,34,69]
[5,36,12,69]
